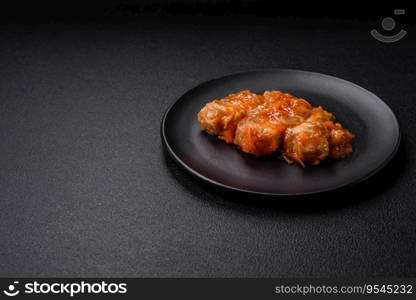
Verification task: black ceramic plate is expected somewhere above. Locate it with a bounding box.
[161,69,400,196]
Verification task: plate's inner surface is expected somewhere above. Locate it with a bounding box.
[163,70,399,195]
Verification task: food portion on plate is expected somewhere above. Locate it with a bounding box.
[197,90,355,167]
[197,90,264,143]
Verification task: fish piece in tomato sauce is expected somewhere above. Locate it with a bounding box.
[283,107,355,166]
[233,91,313,156]
[197,90,264,143]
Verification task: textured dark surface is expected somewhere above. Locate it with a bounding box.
[0,16,415,277]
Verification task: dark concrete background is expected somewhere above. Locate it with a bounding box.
[0,9,415,276]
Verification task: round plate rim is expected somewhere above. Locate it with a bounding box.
[161,68,402,197]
